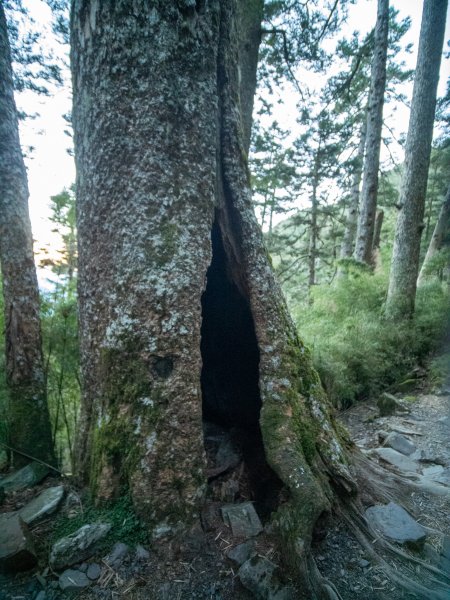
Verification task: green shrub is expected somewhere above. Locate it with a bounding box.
[291,272,450,408]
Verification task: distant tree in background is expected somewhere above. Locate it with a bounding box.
[385,0,448,319]
[353,0,389,266]
[0,2,55,467]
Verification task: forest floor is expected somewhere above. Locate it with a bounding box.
[1,362,449,599]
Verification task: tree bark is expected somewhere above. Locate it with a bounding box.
[237,0,264,156]
[0,4,55,467]
[417,184,450,285]
[71,0,356,584]
[353,0,389,265]
[339,118,367,263]
[385,0,448,319]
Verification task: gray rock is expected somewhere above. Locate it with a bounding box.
[358,559,370,568]
[365,502,427,549]
[221,502,263,538]
[377,393,398,416]
[227,540,256,566]
[104,542,130,568]
[0,512,37,573]
[34,592,47,600]
[389,425,423,436]
[86,562,101,580]
[433,467,450,486]
[377,431,388,443]
[59,569,91,592]
[19,486,65,525]
[0,462,50,493]
[374,448,419,473]
[419,451,447,466]
[422,465,444,478]
[50,522,111,570]
[135,545,150,562]
[383,432,416,456]
[238,556,295,599]
[78,562,88,572]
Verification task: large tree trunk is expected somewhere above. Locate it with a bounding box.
[353,0,389,266]
[0,4,55,467]
[72,0,355,578]
[385,0,448,319]
[417,184,450,285]
[71,2,449,597]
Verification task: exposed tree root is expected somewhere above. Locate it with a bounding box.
[318,450,450,599]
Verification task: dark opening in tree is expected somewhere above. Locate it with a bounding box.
[201,218,260,429]
[201,217,283,516]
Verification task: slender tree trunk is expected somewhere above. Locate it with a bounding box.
[418,184,450,285]
[385,0,448,319]
[339,118,367,263]
[71,0,357,591]
[354,0,389,265]
[308,153,320,292]
[372,208,384,270]
[0,4,55,467]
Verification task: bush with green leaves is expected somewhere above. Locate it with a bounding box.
[291,268,450,408]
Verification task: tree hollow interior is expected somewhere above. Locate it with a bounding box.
[200,219,283,517]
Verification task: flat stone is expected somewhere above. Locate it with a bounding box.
[0,512,37,573]
[383,432,416,456]
[104,542,130,568]
[86,562,101,580]
[227,540,256,566]
[419,451,447,466]
[388,425,423,436]
[50,522,111,570]
[0,462,50,493]
[19,486,65,525]
[374,448,419,473]
[365,502,427,549]
[221,502,263,538]
[238,556,295,599]
[422,465,444,478]
[35,592,47,600]
[59,569,91,592]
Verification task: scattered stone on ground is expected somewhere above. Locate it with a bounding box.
[388,424,423,436]
[104,541,130,568]
[0,462,50,493]
[59,568,91,592]
[134,544,150,562]
[0,512,37,573]
[365,502,427,549]
[227,540,256,566]
[373,447,420,473]
[86,563,101,580]
[19,485,65,525]
[50,522,112,570]
[382,432,416,456]
[221,502,263,538]
[238,555,295,599]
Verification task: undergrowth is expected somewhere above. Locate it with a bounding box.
[291,268,450,408]
[51,493,149,550]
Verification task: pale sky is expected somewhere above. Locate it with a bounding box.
[14,0,450,288]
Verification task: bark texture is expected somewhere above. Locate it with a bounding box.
[0,4,55,467]
[71,0,356,587]
[418,184,450,285]
[385,0,448,319]
[353,0,389,265]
